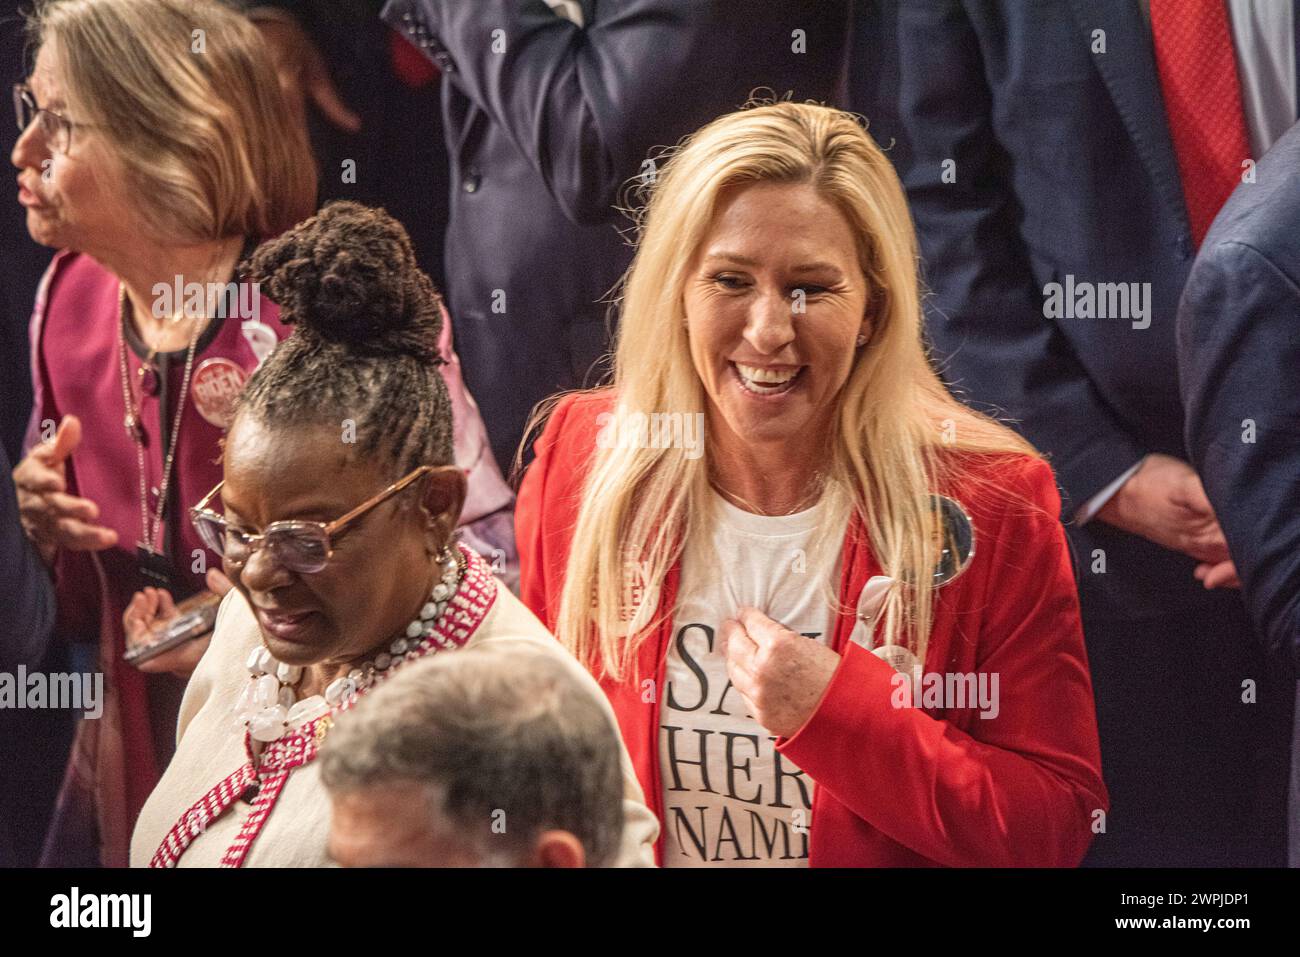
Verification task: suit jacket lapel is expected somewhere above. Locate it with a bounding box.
[1067,0,1191,236]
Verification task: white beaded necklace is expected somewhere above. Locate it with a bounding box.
[234,547,462,742]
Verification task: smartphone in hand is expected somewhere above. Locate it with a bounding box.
[123,591,222,666]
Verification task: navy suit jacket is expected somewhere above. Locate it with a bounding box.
[0,446,68,868]
[870,0,1239,622]
[0,441,55,671]
[381,0,851,468]
[1179,120,1300,671]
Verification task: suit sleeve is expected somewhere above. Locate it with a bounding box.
[888,0,1146,512]
[4,260,62,670]
[1179,239,1300,668]
[777,458,1108,866]
[0,442,56,671]
[398,0,735,225]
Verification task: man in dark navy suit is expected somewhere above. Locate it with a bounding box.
[1179,119,1300,867]
[241,0,451,288]
[257,0,851,468]
[867,0,1298,864]
[379,0,851,469]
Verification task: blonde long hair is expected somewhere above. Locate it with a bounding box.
[27,0,316,243]
[552,101,1036,681]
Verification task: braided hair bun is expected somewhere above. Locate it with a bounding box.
[241,200,443,362]
[236,202,454,471]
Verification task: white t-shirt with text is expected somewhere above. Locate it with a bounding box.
[659,492,845,867]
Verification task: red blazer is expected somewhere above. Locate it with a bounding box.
[517,391,1107,867]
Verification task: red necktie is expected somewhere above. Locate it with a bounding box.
[1150,0,1252,247]
[388,27,439,90]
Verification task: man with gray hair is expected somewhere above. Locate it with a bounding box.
[320,643,625,867]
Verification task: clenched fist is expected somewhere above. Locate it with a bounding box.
[720,607,841,739]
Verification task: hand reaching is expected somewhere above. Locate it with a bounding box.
[13,415,116,563]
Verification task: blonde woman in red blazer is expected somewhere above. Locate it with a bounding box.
[517,102,1107,868]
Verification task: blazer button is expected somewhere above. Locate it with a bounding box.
[462,167,481,193]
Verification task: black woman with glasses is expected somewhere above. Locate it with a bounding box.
[9,0,315,867]
[128,202,659,868]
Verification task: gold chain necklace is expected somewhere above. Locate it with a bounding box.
[710,473,826,516]
[116,283,204,553]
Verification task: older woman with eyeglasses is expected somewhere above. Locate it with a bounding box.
[9,0,314,867]
[129,202,658,867]
[12,0,519,868]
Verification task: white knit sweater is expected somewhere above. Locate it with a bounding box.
[130,582,659,867]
